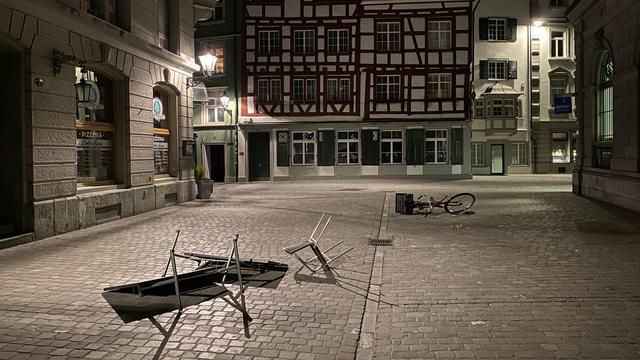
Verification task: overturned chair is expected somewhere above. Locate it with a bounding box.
[283,212,353,273]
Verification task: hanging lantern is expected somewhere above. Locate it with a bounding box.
[75,68,92,104]
[219,91,230,109]
[198,53,218,76]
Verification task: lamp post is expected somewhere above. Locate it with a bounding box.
[187,53,218,88]
[219,91,238,183]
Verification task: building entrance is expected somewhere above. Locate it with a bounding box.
[248,132,270,181]
[0,43,26,238]
[491,144,505,175]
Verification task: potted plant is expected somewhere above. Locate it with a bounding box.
[195,164,213,199]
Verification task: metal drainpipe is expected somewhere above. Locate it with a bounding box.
[529,0,537,174]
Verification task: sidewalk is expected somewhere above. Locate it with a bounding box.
[0,175,639,359]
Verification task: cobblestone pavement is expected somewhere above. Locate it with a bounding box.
[1,175,639,359]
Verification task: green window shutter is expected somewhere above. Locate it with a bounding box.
[508,18,518,42]
[406,129,425,165]
[479,60,488,79]
[317,130,335,166]
[451,128,464,165]
[479,18,489,40]
[276,131,289,167]
[361,129,380,165]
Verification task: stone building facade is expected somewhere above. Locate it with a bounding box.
[568,0,640,212]
[0,0,199,246]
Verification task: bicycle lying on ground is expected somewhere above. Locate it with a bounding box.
[403,192,476,217]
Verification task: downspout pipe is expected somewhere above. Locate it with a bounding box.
[529,0,537,174]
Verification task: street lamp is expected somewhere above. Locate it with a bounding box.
[187,53,218,87]
[219,91,231,116]
[75,67,93,105]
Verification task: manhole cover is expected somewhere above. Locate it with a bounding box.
[368,238,394,246]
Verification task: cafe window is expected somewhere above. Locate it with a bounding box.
[153,88,171,176]
[552,132,570,163]
[75,67,115,185]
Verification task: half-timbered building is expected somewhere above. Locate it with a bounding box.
[240,0,473,181]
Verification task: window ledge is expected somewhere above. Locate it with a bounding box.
[549,57,573,61]
[76,184,122,196]
[154,176,179,184]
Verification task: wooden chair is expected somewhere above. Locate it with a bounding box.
[283,212,353,273]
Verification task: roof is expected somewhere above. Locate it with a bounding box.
[480,82,523,97]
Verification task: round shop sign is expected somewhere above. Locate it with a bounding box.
[152,97,166,121]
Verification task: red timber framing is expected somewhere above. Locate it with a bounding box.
[243,0,361,117]
[242,0,473,120]
[360,1,472,119]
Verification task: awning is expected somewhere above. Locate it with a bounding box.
[192,83,208,103]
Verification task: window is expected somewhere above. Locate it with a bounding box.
[337,131,359,164]
[550,30,566,58]
[376,75,401,102]
[152,88,171,176]
[511,143,527,165]
[488,18,507,41]
[198,41,224,74]
[472,143,485,166]
[598,53,614,142]
[212,2,224,21]
[89,0,127,29]
[158,0,172,51]
[293,29,315,54]
[327,78,350,102]
[258,30,280,54]
[292,132,315,165]
[376,22,401,51]
[474,99,485,118]
[381,130,403,164]
[425,130,448,164]
[552,132,570,163]
[428,21,452,50]
[489,99,515,117]
[550,0,570,6]
[292,78,317,103]
[327,29,349,53]
[205,97,226,123]
[488,59,508,80]
[75,68,115,185]
[427,74,452,99]
[550,77,566,105]
[256,78,281,103]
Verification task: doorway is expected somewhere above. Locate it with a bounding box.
[0,43,25,238]
[491,144,504,175]
[207,144,225,182]
[248,132,270,181]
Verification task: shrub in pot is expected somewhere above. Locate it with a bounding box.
[195,164,213,199]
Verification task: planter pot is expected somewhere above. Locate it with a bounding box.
[196,180,214,199]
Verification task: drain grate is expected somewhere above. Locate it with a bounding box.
[368,238,394,246]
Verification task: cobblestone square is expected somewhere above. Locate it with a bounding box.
[1,175,639,359]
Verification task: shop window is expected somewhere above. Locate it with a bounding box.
[472,143,485,166]
[292,131,315,165]
[552,132,570,163]
[153,88,171,176]
[381,130,403,164]
[425,130,447,164]
[75,68,115,185]
[337,131,359,165]
[428,21,452,50]
[376,22,401,51]
[511,142,527,165]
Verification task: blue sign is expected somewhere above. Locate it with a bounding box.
[554,96,572,114]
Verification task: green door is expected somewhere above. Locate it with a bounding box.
[249,132,270,181]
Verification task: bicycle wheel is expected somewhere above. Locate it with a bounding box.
[444,193,476,214]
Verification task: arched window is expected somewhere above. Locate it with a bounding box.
[153,87,172,177]
[598,52,613,142]
[75,68,115,185]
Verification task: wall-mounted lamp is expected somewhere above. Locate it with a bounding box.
[533,20,543,27]
[219,91,232,117]
[187,53,218,87]
[53,49,86,76]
